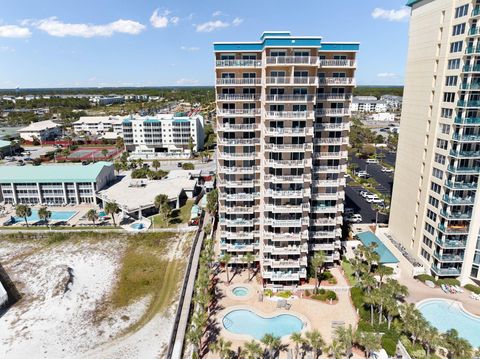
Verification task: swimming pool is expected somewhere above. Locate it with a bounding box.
[98,211,107,217]
[232,287,249,297]
[418,299,480,347]
[223,309,304,339]
[13,210,77,223]
[130,223,144,230]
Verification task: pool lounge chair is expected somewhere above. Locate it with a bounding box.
[441,284,449,294]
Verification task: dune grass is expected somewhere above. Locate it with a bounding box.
[151,199,195,228]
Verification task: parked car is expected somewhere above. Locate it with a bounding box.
[366,158,379,164]
[344,207,355,216]
[347,214,363,223]
[359,190,369,198]
[16,160,25,166]
[357,171,370,179]
[372,198,385,205]
[177,162,183,168]
[381,167,394,173]
[365,194,378,203]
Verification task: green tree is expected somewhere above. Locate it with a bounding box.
[113,161,122,175]
[209,337,232,359]
[152,159,160,171]
[261,334,281,359]
[290,332,304,359]
[115,136,124,149]
[154,194,169,209]
[221,253,231,283]
[327,340,343,359]
[333,324,354,354]
[305,330,324,359]
[206,189,218,214]
[86,209,98,226]
[101,148,108,159]
[188,136,195,157]
[443,329,473,359]
[244,252,255,281]
[15,204,32,227]
[38,206,52,225]
[355,331,381,358]
[311,251,326,293]
[243,340,263,359]
[104,201,120,226]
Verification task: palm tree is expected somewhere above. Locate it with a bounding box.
[209,337,233,359]
[422,325,440,357]
[152,159,160,171]
[38,206,51,226]
[443,329,473,359]
[305,330,324,359]
[364,289,380,325]
[243,340,263,359]
[86,209,98,226]
[290,332,304,359]
[327,340,343,359]
[384,297,399,330]
[334,324,354,354]
[244,252,255,281]
[113,161,122,175]
[15,204,31,227]
[355,331,381,358]
[221,253,232,283]
[186,327,202,357]
[261,334,281,359]
[311,251,326,293]
[375,265,392,285]
[360,273,377,294]
[101,148,108,159]
[154,194,169,209]
[350,258,366,284]
[104,201,120,226]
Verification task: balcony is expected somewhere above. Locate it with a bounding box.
[265,94,315,102]
[217,123,259,132]
[310,243,335,251]
[318,77,355,86]
[216,78,262,86]
[473,7,480,17]
[435,237,467,248]
[264,174,310,183]
[217,94,261,102]
[310,230,340,239]
[222,206,257,214]
[265,159,308,168]
[315,108,351,116]
[462,64,480,72]
[218,138,260,146]
[319,59,356,68]
[437,223,469,234]
[311,204,342,213]
[265,189,306,198]
[265,111,314,119]
[313,151,348,159]
[220,242,258,252]
[263,259,302,269]
[313,137,348,145]
[264,143,311,152]
[219,218,259,226]
[218,152,257,160]
[316,93,352,101]
[265,77,318,85]
[264,219,306,227]
[263,270,307,281]
[454,117,480,125]
[264,204,309,213]
[218,180,257,188]
[449,149,480,158]
[433,251,464,262]
[431,265,461,276]
[447,165,480,174]
[310,217,342,226]
[264,127,313,136]
[216,109,261,117]
[221,231,259,240]
[457,100,480,107]
[442,194,475,205]
[439,209,472,220]
[219,165,259,174]
[266,56,318,65]
[460,82,480,90]
[216,59,262,68]
[465,46,480,54]
[314,164,347,172]
[220,192,260,201]
[263,244,308,255]
[452,133,480,142]
[263,231,306,242]
[313,178,346,187]
[315,123,350,131]
[312,191,340,200]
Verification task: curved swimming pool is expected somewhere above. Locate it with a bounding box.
[417,299,480,347]
[232,287,249,297]
[222,309,304,339]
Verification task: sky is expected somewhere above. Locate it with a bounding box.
[0,0,411,89]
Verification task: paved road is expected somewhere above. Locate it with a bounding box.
[345,185,389,224]
[349,154,394,195]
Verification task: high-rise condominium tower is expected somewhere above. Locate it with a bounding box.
[390,0,480,285]
[214,31,358,287]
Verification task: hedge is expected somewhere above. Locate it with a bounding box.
[437,278,460,286]
[415,274,436,283]
[312,289,337,302]
[381,335,397,356]
[465,284,480,295]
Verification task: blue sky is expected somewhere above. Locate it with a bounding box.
[0,0,410,89]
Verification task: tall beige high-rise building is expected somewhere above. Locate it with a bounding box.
[214,31,358,287]
[390,0,480,285]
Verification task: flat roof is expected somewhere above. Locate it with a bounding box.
[356,231,399,264]
[0,161,113,184]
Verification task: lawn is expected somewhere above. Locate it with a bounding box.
[151,199,195,228]
[341,259,358,286]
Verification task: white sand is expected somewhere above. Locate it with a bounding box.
[0,236,185,359]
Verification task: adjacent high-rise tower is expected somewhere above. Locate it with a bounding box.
[390,0,480,285]
[214,31,359,287]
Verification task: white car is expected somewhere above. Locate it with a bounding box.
[372,198,385,205]
[366,159,379,164]
[359,190,369,198]
[365,194,378,203]
[381,167,394,173]
[347,214,363,223]
[357,171,370,178]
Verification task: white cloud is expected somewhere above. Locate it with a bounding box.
[0,45,15,52]
[150,9,169,28]
[34,17,145,37]
[0,25,31,38]
[181,46,199,51]
[196,20,229,32]
[377,72,397,78]
[176,78,199,85]
[372,7,410,22]
[232,17,243,26]
[212,11,223,17]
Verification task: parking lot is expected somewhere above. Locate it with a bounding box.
[345,150,397,224]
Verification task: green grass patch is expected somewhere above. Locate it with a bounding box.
[312,289,337,301]
[151,199,194,228]
[437,278,460,286]
[342,260,357,286]
[276,290,292,298]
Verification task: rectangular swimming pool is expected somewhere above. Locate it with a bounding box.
[13,210,77,223]
[356,231,399,264]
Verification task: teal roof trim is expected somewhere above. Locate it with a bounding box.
[406,0,422,6]
[0,161,113,184]
[144,119,160,123]
[320,43,359,51]
[261,31,291,39]
[356,231,399,264]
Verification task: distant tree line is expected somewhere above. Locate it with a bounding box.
[353,86,403,98]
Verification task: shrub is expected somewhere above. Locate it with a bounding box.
[328,277,338,285]
[465,284,480,295]
[350,287,363,308]
[312,290,337,302]
[304,289,311,297]
[325,290,337,300]
[182,162,195,170]
[276,290,292,299]
[437,278,460,286]
[264,289,273,297]
[381,331,399,356]
[357,321,374,332]
[320,271,333,280]
[415,274,436,284]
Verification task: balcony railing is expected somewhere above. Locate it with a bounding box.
[218,138,260,145]
[460,82,480,90]
[219,166,260,174]
[444,180,477,190]
[264,204,309,213]
[219,192,260,201]
[218,152,257,160]
[314,123,350,131]
[222,206,257,214]
[457,100,480,107]
[447,165,480,174]
[314,137,349,145]
[462,64,480,72]
[319,59,356,67]
[265,94,315,102]
[439,209,472,219]
[314,164,347,172]
[264,143,309,151]
[266,56,318,65]
[465,46,480,54]
[442,194,475,205]
[313,151,348,159]
[265,77,318,85]
[216,78,262,85]
[452,133,480,142]
[265,189,305,198]
[217,123,258,131]
[265,111,314,119]
[449,149,480,158]
[216,94,260,101]
[454,117,480,125]
[316,93,352,101]
[264,174,309,183]
[318,77,355,86]
[433,251,464,262]
[431,265,461,276]
[315,108,351,116]
[216,109,261,117]
[216,59,262,67]
[435,237,467,248]
[264,127,313,136]
[438,223,469,234]
[473,7,480,17]
[265,159,307,168]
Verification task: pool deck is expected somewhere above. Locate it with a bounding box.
[208,267,359,358]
